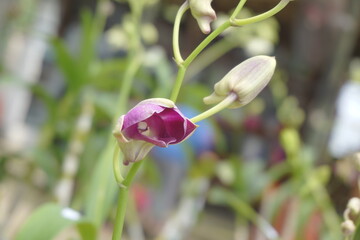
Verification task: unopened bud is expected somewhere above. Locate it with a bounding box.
[189,0,216,34]
[341,220,356,236]
[204,55,276,108]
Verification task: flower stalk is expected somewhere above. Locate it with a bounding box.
[230,0,291,26]
[113,144,124,186]
[170,0,291,103]
[173,1,189,65]
[191,92,238,123]
[111,1,292,239]
[170,20,231,102]
[112,160,144,240]
[230,0,248,19]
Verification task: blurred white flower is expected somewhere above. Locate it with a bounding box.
[244,38,274,56]
[329,82,360,158]
[61,208,81,221]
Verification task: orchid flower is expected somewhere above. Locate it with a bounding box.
[113,98,197,165]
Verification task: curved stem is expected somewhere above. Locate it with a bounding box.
[173,2,189,64]
[230,0,248,19]
[113,144,124,185]
[190,93,237,123]
[170,21,232,102]
[230,0,291,26]
[169,0,291,102]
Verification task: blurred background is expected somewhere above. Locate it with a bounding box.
[1,0,360,239]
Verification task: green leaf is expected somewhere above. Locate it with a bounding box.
[29,83,57,120]
[51,38,81,91]
[15,203,76,240]
[32,148,60,188]
[84,143,118,227]
[77,221,97,240]
[15,203,97,240]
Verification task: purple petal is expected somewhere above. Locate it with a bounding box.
[158,108,186,142]
[165,108,197,144]
[183,119,197,140]
[122,113,177,147]
[122,103,165,129]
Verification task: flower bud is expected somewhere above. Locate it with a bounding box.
[189,0,216,34]
[341,220,356,236]
[204,55,276,108]
[346,197,360,221]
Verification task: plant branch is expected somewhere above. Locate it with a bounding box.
[173,1,189,64]
[190,93,237,123]
[230,0,291,26]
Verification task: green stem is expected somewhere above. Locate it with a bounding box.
[230,0,248,19]
[112,187,129,240]
[169,0,291,102]
[170,21,232,102]
[112,160,144,240]
[170,65,186,101]
[230,0,291,26]
[183,21,231,68]
[173,2,189,64]
[123,160,144,186]
[111,2,146,239]
[190,93,237,123]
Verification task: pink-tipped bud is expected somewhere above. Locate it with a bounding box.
[189,0,216,34]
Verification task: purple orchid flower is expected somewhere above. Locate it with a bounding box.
[113,98,197,165]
